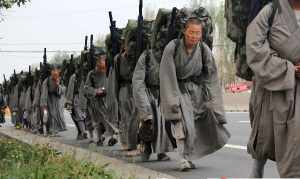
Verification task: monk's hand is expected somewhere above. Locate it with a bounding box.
[295,63,300,78]
[53,79,60,87]
[65,103,72,111]
[95,88,103,96]
[96,87,106,97]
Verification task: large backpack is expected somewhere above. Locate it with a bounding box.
[151,7,213,52]
[122,19,153,60]
[148,6,214,68]
[115,19,153,76]
[225,0,278,81]
[151,8,173,57]
[146,7,213,81]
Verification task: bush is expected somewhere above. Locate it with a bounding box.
[0,139,117,179]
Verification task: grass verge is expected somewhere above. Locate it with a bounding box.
[0,138,120,179]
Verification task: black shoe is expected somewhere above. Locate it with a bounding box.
[140,153,150,162]
[108,137,118,146]
[77,134,85,140]
[49,132,61,137]
[83,132,88,139]
[96,140,103,146]
[157,153,170,161]
[188,161,196,169]
[96,136,105,146]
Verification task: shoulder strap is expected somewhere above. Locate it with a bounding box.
[116,54,122,82]
[267,3,277,39]
[173,39,181,60]
[268,2,277,28]
[200,42,208,76]
[47,77,50,89]
[89,70,96,88]
[144,49,151,86]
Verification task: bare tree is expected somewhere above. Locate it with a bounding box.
[144,6,156,20]
[95,34,106,47]
[50,51,70,64]
[189,0,204,8]
[0,0,29,9]
[0,0,30,21]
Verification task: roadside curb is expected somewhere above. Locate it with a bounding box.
[0,127,179,179]
[224,106,249,112]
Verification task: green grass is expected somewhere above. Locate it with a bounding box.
[0,138,118,179]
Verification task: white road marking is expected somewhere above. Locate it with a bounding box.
[66,124,75,127]
[225,144,247,150]
[238,121,250,123]
[226,112,248,114]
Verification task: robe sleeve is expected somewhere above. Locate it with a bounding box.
[132,52,153,121]
[202,44,227,124]
[24,87,32,112]
[57,84,64,97]
[32,81,41,107]
[106,56,119,124]
[13,85,19,110]
[84,71,97,99]
[65,74,75,105]
[0,94,5,108]
[246,4,295,91]
[40,78,49,109]
[159,40,182,120]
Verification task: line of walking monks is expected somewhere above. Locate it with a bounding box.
[1,0,300,177]
[0,16,230,172]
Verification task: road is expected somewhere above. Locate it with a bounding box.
[53,112,279,178]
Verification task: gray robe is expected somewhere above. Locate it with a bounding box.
[24,86,33,125]
[79,80,93,131]
[112,54,138,150]
[84,70,108,135]
[65,74,75,107]
[40,77,66,132]
[246,1,300,177]
[0,92,6,124]
[66,74,86,122]
[32,80,42,131]
[9,84,19,124]
[160,39,230,159]
[133,50,171,154]
[106,67,119,135]
[19,89,27,120]
[60,85,66,111]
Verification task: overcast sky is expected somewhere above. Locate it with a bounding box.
[0,0,221,80]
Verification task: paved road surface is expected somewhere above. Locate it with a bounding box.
[56,112,280,178]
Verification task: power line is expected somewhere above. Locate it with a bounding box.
[0,42,83,46]
[0,50,81,53]
[0,54,41,58]
[5,8,104,20]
